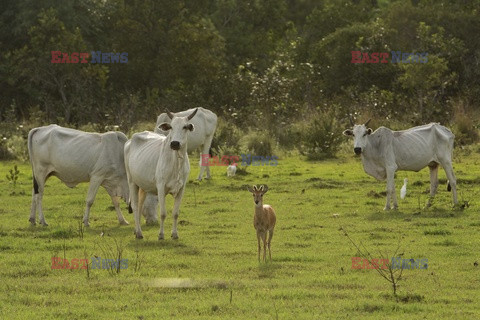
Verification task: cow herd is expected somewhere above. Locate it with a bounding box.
[27,108,459,241]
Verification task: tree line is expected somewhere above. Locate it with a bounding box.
[1,0,479,134]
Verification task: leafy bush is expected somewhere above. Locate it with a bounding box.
[211,117,243,156]
[240,130,274,157]
[0,137,13,160]
[302,111,343,160]
[7,135,29,162]
[451,104,479,146]
[276,121,304,150]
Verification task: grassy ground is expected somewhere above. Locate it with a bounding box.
[1,146,480,319]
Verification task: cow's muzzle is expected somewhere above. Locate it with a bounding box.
[354,147,362,155]
[170,141,180,150]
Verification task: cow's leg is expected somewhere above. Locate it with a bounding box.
[143,194,158,225]
[385,168,397,210]
[157,186,167,240]
[31,171,49,226]
[171,187,186,239]
[30,191,37,225]
[137,188,147,224]
[29,175,40,225]
[129,184,143,239]
[37,190,48,226]
[197,144,211,181]
[198,134,214,180]
[427,163,439,207]
[442,161,458,206]
[105,188,129,225]
[83,178,102,227]
[197,149,205,181]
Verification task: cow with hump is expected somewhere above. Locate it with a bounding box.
[343,118,458,210]
[28,124,130,226]
[142,107,217,224]
[124,108,198,240]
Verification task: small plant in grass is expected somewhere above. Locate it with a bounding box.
[96,236,126,275]
[84,247,90,279]
[341,227,405,297]
[133,248,145,273]
[6,164,20,190]
[77,219,85,240]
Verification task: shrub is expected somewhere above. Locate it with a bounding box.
[240,130,274,157]
[0,137,13,160]
[302,111,343,160]
[452,112,479,146]
[7,135,29,162]
[276,121,304,150]
[211,117,242,156]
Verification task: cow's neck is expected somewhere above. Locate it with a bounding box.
[161,137,189,181]
[360,134,386,180]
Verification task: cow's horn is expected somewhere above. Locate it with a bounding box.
[187,108,198,120]
[166,109,174,120]
[349,114,355,126]
[364,118,372,126]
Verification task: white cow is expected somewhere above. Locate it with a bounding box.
[124,109,198,239]
[154,107,217,180]
[343,120,458,210]
[142,107,217,224]
[28,124,130,226]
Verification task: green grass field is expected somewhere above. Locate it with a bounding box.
[1,146,480,319]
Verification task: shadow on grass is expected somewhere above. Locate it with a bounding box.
[128,240,201,256]
[257,261,282,279]
[367,206,467,221]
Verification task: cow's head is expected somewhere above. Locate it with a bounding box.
[343,118,372,155]
[157,108,197,150]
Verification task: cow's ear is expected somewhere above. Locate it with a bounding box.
[367,128,373,135]
[185,123,194,131]
[158,123,172,131]
[343,129,353,136]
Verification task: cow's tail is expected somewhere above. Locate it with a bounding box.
[27,128,39,194]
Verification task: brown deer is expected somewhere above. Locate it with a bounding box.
[247,185,276,262]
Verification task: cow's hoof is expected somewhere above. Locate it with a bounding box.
[40,221,49,226]
[29,218,36,225]
[83,221,90,227]
[135,233,143,239]
[119,220,129,226]
[158,234,164,240]
[171,233,179,240]
[383,207,391,211]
